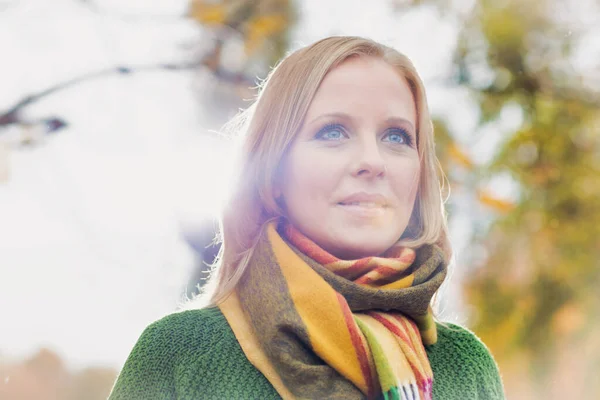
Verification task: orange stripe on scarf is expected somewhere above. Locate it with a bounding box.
[369,312,430,384]
[337,293,379,398]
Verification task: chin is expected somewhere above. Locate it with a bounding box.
[329,227,401,258]
[330,241,393,260]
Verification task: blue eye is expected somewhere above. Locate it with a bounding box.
[383,128,413,146]
[315,123,347,141]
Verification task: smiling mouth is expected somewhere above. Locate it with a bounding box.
[337,201,386,208]
[336,202,388,218]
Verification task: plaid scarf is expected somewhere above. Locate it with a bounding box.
[220,220,447,399]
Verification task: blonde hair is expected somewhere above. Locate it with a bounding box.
[185,36,451,309]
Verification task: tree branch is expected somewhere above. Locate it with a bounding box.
[0,55,255,131]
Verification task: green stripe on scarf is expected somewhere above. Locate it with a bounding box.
[355,317,398,397]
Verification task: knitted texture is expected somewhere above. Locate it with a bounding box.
[108,307,505,400]
[224,221,444,399]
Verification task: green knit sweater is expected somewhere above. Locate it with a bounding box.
[109,307,505,399]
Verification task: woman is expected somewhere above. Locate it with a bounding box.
[109,36,505,400]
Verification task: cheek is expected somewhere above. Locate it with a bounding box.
[389,159,421,204]
[282,150,342,201]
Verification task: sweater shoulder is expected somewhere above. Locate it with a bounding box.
[149,306,228,335]
[113,306,232,376]
[435,322,497,362]
[145,307,231,353]
[147,307,279,399]
[427,322,506,399]
[109,307,243,399]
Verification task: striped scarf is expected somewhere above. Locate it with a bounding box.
[220,220,447,399]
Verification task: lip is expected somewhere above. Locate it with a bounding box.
[337,192,388,207]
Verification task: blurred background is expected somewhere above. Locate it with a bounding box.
[0,0,598,399]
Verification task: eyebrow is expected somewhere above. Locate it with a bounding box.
[307,112,416,132]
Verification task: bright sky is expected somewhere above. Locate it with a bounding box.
[0,0,489,370]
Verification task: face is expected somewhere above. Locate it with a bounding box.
[277,56,421,260]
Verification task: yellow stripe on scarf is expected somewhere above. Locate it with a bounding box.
[371,312,432,380]
[375,274,415,290]
[355,314,417,390]
[267,224,369,394]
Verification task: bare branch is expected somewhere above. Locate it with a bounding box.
[0,57,255,131]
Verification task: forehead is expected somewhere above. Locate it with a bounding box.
[305,56,416,123]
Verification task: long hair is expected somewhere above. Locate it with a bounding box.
[185,36,451,309]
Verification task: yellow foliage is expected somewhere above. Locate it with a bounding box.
[245,14,287,54]
[482,8,525,48]
[551,302,584,337]
[477,190,515,213]
[188,1,293,59]
[481,303,525,356]
[448,143,474,169]
[188,1,227,25]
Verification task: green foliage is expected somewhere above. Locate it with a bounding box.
[407,0,600,397]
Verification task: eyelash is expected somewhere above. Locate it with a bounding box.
[315,123,347,140]
[384,128,413,147]
[314,123,414,147]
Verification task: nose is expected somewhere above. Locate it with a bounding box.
[352,139,386,178]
